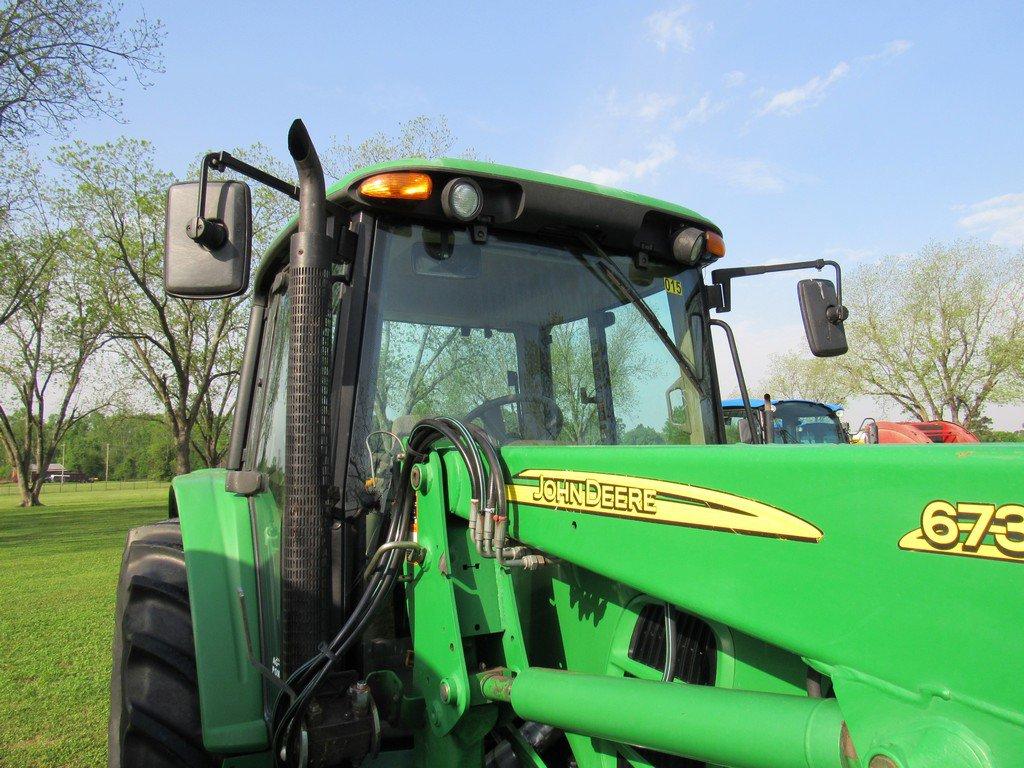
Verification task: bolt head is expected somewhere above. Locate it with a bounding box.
[869,757,898,768]
[410,464,426,491]
[439,680,452,703]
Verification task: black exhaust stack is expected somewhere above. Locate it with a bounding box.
[283,119,332,674]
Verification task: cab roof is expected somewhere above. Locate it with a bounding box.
[721,398,845,413]
[256,157,720,289]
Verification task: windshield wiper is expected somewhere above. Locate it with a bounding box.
[576,231,704,395]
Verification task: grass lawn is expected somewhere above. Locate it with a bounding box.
[0,483,168,767]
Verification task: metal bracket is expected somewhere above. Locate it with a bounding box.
[192,150,346,249]
[226,470,265,497]
[236,588,295,699]
[711,258,844,314]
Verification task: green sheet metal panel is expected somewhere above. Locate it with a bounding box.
[173,469,268,753]
[430,442,1024,765]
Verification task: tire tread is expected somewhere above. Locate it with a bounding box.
[109,520,220,768]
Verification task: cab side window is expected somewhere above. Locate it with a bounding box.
[246,283,291,503]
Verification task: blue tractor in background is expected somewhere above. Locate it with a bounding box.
[721,398,849,444]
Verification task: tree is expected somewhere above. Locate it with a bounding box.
[369,324,514,429]
[0,152,53,325]
[62,410,176,480]
[547,314,649,443]
[189,333,241,468]
[57,138,244,475]
[366,308,652,446]
[841,241,1024,427]
[0,230,109,505]
[325,115,475,180]
[762,241,1024,428]
[0,0,164,147]
[0,228,48,324]
[621,423,664,445]
[761,351,849,405]
[966,413,1024,443]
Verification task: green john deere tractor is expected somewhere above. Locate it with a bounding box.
[108,120,1024,768]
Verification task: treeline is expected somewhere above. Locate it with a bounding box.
[65,413,179,481]
[0,410,207,482]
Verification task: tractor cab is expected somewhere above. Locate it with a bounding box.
[251,162,732,460]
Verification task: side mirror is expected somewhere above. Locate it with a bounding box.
[797,278,848,357]
[164,180,252,299]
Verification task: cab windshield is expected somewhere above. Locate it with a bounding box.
[771,401,846,444]
[350,220,719,458]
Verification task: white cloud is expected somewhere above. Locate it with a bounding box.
[682,153,790,193]
[672,93,723,129]
[604,90,679,121]
[560,140,678,187]
[956,193,1024,248]
[759,61,851,116]
[860,39,913,62]
[759,39,911,117]
[637,92,680,120]
[715,158,787,193]
[645,4,710,52]
[562,145,792,195]
[723,70,746,88]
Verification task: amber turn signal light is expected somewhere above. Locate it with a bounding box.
[358,172,433,200]
[705,231,726,258]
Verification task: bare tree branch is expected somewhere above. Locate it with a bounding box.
[0,0,164,147]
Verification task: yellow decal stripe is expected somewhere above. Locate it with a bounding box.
[507,469,822,542]
[898,528,1022,564]
[899,501,1024,564]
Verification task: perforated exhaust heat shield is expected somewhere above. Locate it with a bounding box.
[283,119,332,674]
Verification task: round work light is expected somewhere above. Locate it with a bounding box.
[672,227,706,265]
[671,227,726,265]
[441,177,484,221]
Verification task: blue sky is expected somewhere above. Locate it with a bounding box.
[47,1,1024,427]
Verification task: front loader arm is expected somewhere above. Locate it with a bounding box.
[401,443,1024,768]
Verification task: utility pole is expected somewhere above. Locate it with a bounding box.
[105,443,110,485]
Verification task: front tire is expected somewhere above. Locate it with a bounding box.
[108,520,220,767]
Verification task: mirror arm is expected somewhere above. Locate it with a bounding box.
[711,258,847,320]
[191,151,344,250]
[198,151,300,214]
[820,259,850,324]
[709,318,763,444]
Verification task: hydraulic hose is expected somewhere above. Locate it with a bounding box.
[272,418,493,764]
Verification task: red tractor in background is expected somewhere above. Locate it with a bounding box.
[859,419,980,444]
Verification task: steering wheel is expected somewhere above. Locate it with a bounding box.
[465,394,564,443]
